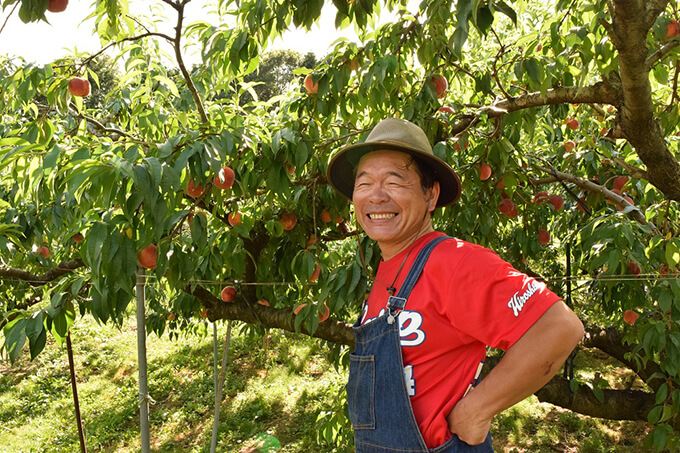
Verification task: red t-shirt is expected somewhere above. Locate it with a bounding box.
[359,231,560,448]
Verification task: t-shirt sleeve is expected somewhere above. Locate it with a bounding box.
[445,244,561,350]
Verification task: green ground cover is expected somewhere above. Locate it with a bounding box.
[0,316,652,452]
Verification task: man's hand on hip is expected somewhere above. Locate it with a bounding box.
[446,387,492,446]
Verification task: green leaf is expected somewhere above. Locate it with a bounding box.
[666,241,680,267]
[4,318,28,363]
[43,144,61,170]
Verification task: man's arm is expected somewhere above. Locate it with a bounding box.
[447,301,584,445]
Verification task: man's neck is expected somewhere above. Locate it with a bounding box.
[379,225,436,261]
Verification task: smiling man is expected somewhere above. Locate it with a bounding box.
[327,118,584,453]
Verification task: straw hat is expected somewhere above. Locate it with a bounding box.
[326,118,461,206]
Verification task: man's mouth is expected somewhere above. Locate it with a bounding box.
[367,213,397,220]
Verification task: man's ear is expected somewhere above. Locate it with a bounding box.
[427,181,440,212]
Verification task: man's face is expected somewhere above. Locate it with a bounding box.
[352,150,440,259]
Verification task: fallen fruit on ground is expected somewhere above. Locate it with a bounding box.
[137,244,158,269]
[221,285,237,302]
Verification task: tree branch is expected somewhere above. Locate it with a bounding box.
[0,259,85,286]
[608,0,680,201]
[171,1,209,125]
[184,284,355,346]
[583,326,665,391]
[532,163,653,227]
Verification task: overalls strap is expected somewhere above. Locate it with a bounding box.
[387,235,451,312]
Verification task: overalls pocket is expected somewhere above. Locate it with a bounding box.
[347,354,375,429]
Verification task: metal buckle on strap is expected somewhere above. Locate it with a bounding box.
[386,296,406,324]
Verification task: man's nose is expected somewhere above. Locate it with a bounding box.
[367,183,389,203]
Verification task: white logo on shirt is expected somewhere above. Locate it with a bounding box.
[361,308,426,347]
[507,281,541,317]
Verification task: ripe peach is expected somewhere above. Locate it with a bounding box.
[228,211,242,226]
[137,244,158,269]
[280,212,297,231]
[221,286,237,302]
[47,0,68,12]
[187,180,204,198]
[548,195,564,210]
[214,166,235,190]
[304,75,318,94]
[318,303,330,322]
[666,19,679,41]
[613,175,629,192]
[429,74,448,98]
[623,310,639,325]
[320,209,332,223]
[68,77,90,97]
[627,261,641,276]
[310,263,321,282]
[498,199,518,218]
[532,191,549,203]
[538,229,550,245]
[479,163,492,181]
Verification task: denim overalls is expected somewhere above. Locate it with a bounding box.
[347,236,494,452]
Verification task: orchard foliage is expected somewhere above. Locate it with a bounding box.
[1,0,680,450]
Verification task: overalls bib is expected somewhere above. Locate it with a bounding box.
[347,236,494,452]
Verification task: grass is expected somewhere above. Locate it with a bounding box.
[0,315,654,452]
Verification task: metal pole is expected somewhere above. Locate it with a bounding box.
[66,331,87,453]
[210,321,232,453]
[136,269,150,453]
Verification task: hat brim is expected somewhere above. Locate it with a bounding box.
[327,140,461,207]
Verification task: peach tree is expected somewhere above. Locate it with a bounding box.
[1,0,680,450]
